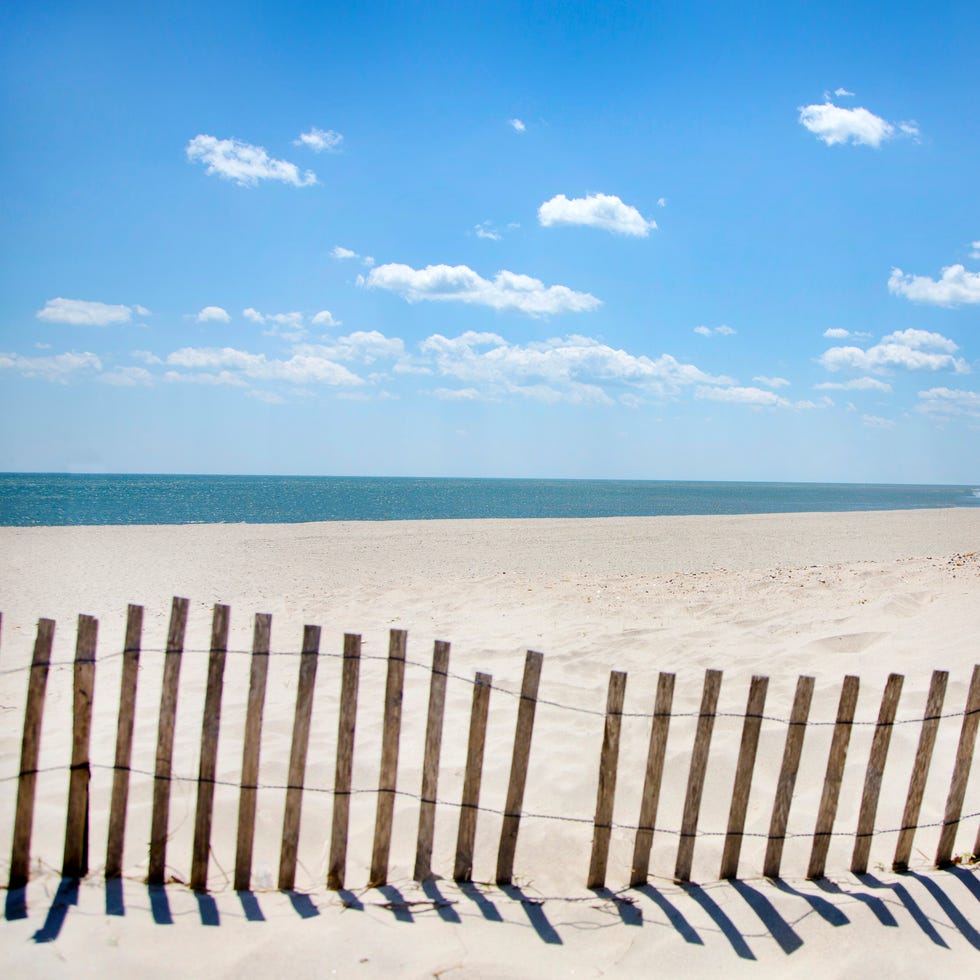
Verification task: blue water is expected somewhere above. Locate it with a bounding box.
[0,473,978,526]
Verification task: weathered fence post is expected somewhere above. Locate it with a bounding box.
[720,675,769,879]
[234,613,272,892]
[8,618,56,891]
[807,675,859,879]
[936,664,980,866]
[893,669,948,871]
[327,633,362,890]
[674,669,722,883]
[278,624,321,891]
[587,670,627,889]
[454,672,493,883]
[106,604,144,879]
[851,673,904,874]
[148,597,189,885]
[630,672,675,887]
[413,640,451,882]
[62,614,98,880]
[496,650,544,886]
[190,604,230,891]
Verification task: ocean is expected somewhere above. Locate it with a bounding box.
[0,473,978,526]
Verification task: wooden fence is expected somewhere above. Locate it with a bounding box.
[3,599,980,895]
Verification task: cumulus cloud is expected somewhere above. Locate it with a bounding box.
[814,376,892,392]
[888,264,980,306]
[196,306,230,323]
[362,263,601,316]
[834,87,855,98]
[312,310,341,327]
[165,346,363,387]
[538,193,656,237]
[294,127,343,153]
[694,385,823,409]
[474,221,501,241]
[694,325,736,337]
[753,376,790,388]
[36,298,144,326]
[99,366,155,386]
[917,387,980,421]
[657,197,667,207]
[298,331,406,365]
[818,328,969,374]
[509,118,526,133]
[331,246,358,260]
[242,308,306,340]
[186,135,316,187]
[798,99,917,147]
[0,350,102,382]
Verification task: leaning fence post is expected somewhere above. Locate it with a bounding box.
[106,604,144,879]
[62,614,98,880]
[674,669,722,883]
[807,675,860,879]
[587,670,627,889]
[893,669,948,871]
[496,650,544,886]
[850,673,904,874]
[148,597,190,885]
[190,604,230,891]
[454,672,493,883]
[936,664,980,866]
[720,675,769,879]
[234,613,272,892]
[630,672,675,887]
[8,618,56,891]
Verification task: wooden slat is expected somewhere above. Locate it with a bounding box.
[106,603,144,879]
[587,671,628,889]
[190,604,231,891]
[674,669,722,883]
[893,670,948,870]
[277,624,321,891]
[368,629,407,886]
[720,675,769,879]
[763,675,815,878]
[630,672,675,887]
[148,597,189,885]
[936,664,980,866]
[495,650,544,885]
[234,613,271,892]
[8,618,56,890]
[454,672,492,883]
[851,672,904,874]
[413,640,451,882]
[62,614,98,879]
[807,675,860,879]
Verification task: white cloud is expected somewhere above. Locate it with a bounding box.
[131,350,163,365]
[294,127,343,153]
[818,328,969,374]
[312,310,341,327]
[694,324,736,337]
[434,387,483,401]
[36,298,142,326]
[538,193,656,237]
[834,87,855,98]
[753,376,790,388]
[696,385,796,409]
[362,263,601,316]
[166,346,363,387]
[186,135,316,187]
[196,306,230,323]
[657,197,667,208]
[823,328,850,339]
[509,118,526,133]
[0,350,102,382]
[917,387,980,420]
[888,264,980,306]
[862,415,895,429]
[814,377,892,392]
[99,366,155,386]
[971,241,980,260]
[797,100,915,147]
[331,245,358,260]
[475,221,501,241]
[242,308,306,340]
[299,331,406,365]
[362,255,375,267]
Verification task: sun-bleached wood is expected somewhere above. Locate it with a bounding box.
[277,624,321,891]
[630,672,675,886]
[327,633,363,890]
[893,669,948,870]
[763,675,815,878]
[807,675,860,879]
[936,664,980,866]
[454,672,493,883]
[62,614,98,880]
[851,672,904,874]
[496,650,544,885]
[190,604,230,891]
[234,613,272,892]
[674,669,723,883]
[720,674,769,879]
[369,629,407,887]
[587,670,628,889]
[413,640,451,882]
[148,597,189,885]
[8,618,55,891]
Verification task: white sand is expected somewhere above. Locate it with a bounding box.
[1,508,979,976]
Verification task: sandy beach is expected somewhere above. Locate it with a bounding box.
[2,508,980,976]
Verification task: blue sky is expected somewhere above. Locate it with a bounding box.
[1,1,978,482]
